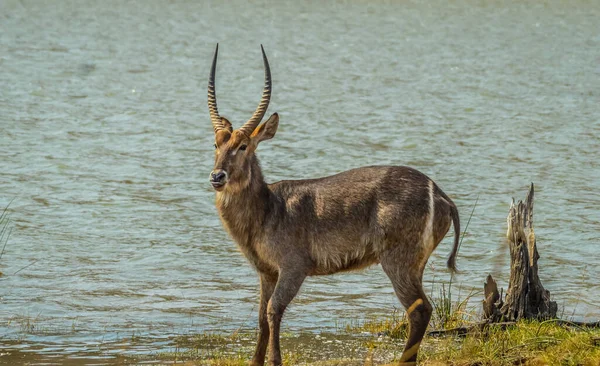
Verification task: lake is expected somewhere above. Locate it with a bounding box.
[1,0,599,362]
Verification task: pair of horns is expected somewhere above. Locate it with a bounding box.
[208,44,272,136]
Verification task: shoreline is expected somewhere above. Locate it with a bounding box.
[2,316,599,365]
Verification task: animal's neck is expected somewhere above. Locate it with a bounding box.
[215,156,272,247]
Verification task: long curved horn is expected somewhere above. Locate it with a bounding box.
[208,44,225,133]
[238,45,272,137]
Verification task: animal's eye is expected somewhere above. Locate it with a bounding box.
[213,143,217,149]
[239,145,247,151]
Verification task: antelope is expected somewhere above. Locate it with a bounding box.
[206,44,460,366]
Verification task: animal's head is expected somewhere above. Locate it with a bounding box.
[207,44,279,193]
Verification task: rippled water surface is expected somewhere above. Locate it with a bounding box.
[1,0,599,362]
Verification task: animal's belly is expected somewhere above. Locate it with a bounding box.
[309,255,379,276]
[308,237,382,276]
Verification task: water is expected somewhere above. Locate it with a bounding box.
[1,0,599,361]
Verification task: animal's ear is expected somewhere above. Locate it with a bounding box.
[251,113,279,144]
[220,117,233,132]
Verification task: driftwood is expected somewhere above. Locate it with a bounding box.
[428,319,600,338]
[547,319,600,328]
[428,321,516,337]
[483,184,557,322]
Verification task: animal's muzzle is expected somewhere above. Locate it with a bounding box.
[209,169,228,189]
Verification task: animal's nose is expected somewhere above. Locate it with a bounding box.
[210,170,227,184]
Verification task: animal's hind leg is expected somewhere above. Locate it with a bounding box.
[380,252,432,365]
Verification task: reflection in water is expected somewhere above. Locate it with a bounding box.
[1,0,599,362]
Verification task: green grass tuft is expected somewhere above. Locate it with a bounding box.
[419,320,600,365]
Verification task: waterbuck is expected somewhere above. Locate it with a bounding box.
[207,45,460,366]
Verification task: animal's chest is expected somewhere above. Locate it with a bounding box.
[236,239,278,275]
[220,218,278,275]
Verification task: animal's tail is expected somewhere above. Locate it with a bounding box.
[446,202,461,273]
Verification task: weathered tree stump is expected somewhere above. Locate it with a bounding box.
[483,184,557,322]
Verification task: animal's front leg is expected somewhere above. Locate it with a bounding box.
[251,273,277,366]
[267,269,307,366]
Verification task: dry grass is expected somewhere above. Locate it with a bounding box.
[344,308,408,340]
